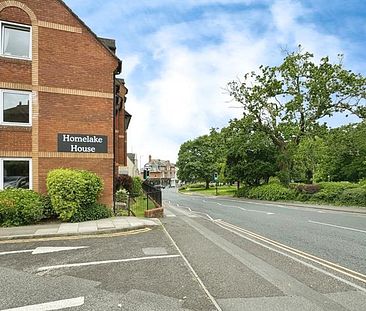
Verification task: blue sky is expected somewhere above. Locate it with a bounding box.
[64,0,366,166]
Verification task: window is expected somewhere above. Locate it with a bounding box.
[0,158,32,190]
[0,89,32,126]
[0,21,31,59]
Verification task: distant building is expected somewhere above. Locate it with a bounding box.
[127,153,139,177]
[144,155,177,187]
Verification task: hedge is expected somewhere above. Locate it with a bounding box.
[46,168,103,221]
[70,203,112,223]
[0,189,43,226]
[247,183,297,201]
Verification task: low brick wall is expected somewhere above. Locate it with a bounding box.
[144,207,164,218]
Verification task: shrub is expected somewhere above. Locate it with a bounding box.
[116,174,133,192]
[41,195,57,219]
[0,189,43,226]
[46,168,103,221]
[70,203,112,223]
[339,187,366,207]
[188,183,206,189]
[311,182,357,203]
[290,183,321,194]
[248,183,297,201]
[116,189,129,203]
[236,186,251,198]
[131,177,143,197]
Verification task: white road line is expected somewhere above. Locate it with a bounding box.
[308,220,366,234]
[0,250,32,256]
[38,255,180,272]
[162,226,222,311]
[215,220,366,293]
[238,207,274,215]
[0,246,88,256]
[1,296,84,311]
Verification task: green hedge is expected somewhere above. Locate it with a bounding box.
[70,203,112,223]
[0,189,43,226]
[247,183,297,201]
[310,182,357,203]
[46,168,104,221]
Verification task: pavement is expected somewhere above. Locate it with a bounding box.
[0,217,161,241]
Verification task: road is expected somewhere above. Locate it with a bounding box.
[162,188,366,310]
[0,189,365,310]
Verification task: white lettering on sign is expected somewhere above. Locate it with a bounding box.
[71,145,96,153]
[63,134,103,144]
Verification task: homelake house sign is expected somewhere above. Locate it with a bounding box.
[57,133,108,153]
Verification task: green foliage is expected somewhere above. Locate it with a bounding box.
[46,168,103,221]
[41,195,57,219]
[116,189,128,203]
[290,183,321,194]
[236,186,251,198]
[311,182,357,203]
[0,189,43,226]
[228,47,366,183]
[338,187,366,206]
[247,183,297,201]
[223,118,278,186]
[70,203,112,223]
[131,177,143,197]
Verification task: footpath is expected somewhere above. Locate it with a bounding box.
[0,217,161,241]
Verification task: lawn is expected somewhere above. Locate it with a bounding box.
[180,185,237,196]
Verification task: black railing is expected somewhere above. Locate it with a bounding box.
[142,180,162,208]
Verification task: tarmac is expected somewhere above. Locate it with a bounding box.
[0,217,161,241]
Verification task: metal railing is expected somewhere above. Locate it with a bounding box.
[142,180,162,208]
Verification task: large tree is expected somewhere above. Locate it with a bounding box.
[223,117,278,188]
[228,48,366,183]
[177,134,221,189]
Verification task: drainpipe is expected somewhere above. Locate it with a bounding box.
[112,60,122,214]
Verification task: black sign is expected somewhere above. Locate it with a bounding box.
[58,133,108,153]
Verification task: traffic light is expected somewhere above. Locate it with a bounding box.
[143,169,150,179]
[213,172,218,181]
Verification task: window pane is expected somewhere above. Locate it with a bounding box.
[3,92,30,123]
[2,25,30,58]
[3,160,30,189]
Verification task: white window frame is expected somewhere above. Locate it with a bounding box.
[0,20,32,60]
[0,89,32,126]
[0,158,32,190]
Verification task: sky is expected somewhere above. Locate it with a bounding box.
[64,0,366,167]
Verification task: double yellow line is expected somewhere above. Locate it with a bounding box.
[215,219,366,286]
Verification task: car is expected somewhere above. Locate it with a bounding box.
[154,184,165,190]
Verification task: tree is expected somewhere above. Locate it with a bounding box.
[223,118,278,187]
[177,134,220,189]
[320,122,366,182]
[228,47,366,183]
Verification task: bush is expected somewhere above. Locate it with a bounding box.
[311,182,357,203]
[131,177,143,197]
[116,174,133,192]
[248,183,297,201]
[116,189,128,203]
[188,183,206,189]
[0,189,43,226]
[46,169,103,221]
[236,186,251,198]
[290,183,321,194]
[41,195,57,219]
[339,187,366,207]
[70,203,112,223]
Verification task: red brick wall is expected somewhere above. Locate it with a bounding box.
[0,0,121,207]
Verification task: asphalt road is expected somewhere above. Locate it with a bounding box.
[1,189,365,310]
[162,188,366,310]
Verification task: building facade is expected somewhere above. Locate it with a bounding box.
[143,155,176,187]
[0,0,129,206]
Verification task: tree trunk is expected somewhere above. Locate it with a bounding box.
[205,179,210,189]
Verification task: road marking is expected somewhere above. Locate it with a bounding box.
[162,225,222,311]
[38,255,180,271]
[1,296,84,311]
[308,220,366,234]
[0,246,88,256]
[238,207,274,215]
[215,220,366,290]
[0,228,151,245]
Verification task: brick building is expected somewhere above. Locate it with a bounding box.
[0,0,130,206]
[143,155,176,187]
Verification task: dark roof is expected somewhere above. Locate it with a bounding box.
[58,0,121,69]
[127,153,136,164]
[99,37,116,54]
